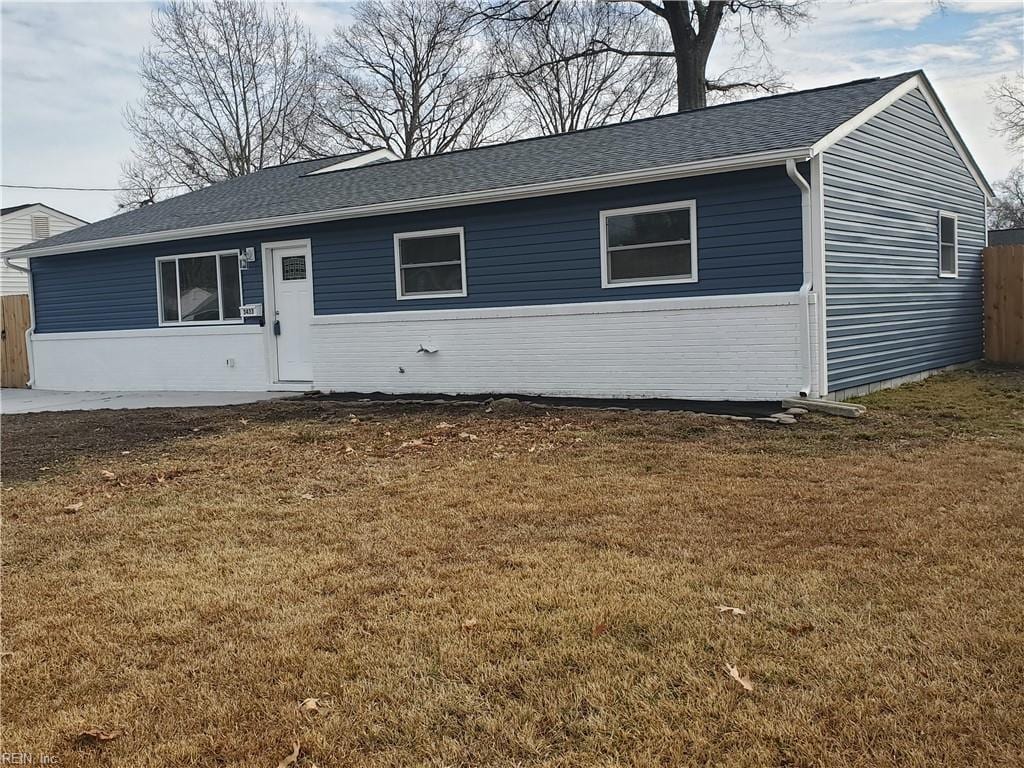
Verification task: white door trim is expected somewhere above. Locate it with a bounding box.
[261,238,314,384]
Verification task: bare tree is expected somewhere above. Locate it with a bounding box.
[989,166,1024,230]
[473,0,813,111]
[115,160,179,210]
[318,0,514,159]
[121,0,323,203]
[492,2,674,134]
[989,73,1024,150]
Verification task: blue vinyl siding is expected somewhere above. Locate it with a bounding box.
[32,166,801,333]
[311,168,801,313]
[823,89,986,393]
[32,236,266,333]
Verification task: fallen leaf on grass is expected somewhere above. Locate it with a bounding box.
[716,605,747,616]
[63,502,84,514]
[298,697,327,714]
[592,622,609,638]
[461,618,478,630]
[277,741,301,768]
[77,728,123,743]
[100,470,116,480]
[725,663,754,692]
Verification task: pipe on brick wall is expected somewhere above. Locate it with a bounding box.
[785,159,814,399]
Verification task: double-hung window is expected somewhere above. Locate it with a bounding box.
[601,200,698,287]
[394,227,467,299]
[938,212,958,278]
[157,251,243,324]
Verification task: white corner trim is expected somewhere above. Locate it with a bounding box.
[811,73,993,201]
[13,147,811,259]
[809,154,829,398]
[785,159,815,398]
[599,199,698,289]
[310,291,803,326]
[305,148,400,175]
[393,226,468,300]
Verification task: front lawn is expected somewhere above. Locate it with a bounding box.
[2,368,1023,767]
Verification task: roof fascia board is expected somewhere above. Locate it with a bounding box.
[16,147,809,258]
[811,73,994,201]
[305,148,401,175]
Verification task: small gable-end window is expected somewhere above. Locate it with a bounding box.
[30,215,50,240]
[601,200,698,288]
[394,227,467,299]
[938,212,958,278]
[156,251,243,324]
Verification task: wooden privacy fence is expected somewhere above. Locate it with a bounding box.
[984,245,1024,364]
[1,294,31,388]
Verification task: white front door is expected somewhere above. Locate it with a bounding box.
[269,241,313,382]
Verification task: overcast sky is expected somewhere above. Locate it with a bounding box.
[1,0,1021,223]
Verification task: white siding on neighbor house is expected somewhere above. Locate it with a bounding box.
[311,293,818,400]
[31,325,269,391]
[1,207,85,295]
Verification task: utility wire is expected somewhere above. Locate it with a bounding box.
[2,183,185,192]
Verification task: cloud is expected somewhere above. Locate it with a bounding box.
[820,1,937,30]
[1,2,154,221]
[947,0,1023,13]
[291,1,353,40]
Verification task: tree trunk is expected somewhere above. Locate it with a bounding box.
[674,49,709,111]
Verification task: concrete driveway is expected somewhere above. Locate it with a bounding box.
[0,389,301,415]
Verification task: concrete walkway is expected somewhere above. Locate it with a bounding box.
[0,389,301,415]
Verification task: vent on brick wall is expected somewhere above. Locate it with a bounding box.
[31,215,50,240]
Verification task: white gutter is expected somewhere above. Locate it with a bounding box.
[785,159,814,398]
[12,147,811,259]
[2,252,36,387]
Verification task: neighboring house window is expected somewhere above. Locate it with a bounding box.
[156,251,243,324]
[394,227,467,299]
[600,200,698,288]
[938,212,958,278]
[30,215,50,240]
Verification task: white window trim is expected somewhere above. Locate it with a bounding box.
[937,210,958,279]
[600,200,699,289]
[155,250,245,326]
[393,226,468,300]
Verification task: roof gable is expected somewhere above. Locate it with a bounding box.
[811,72,992,199]
[1,203,88,225]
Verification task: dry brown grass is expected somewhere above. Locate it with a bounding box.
[2,368,1023,767]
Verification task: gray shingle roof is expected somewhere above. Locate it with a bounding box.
[17,72,918,254]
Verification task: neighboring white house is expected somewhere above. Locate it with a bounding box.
[1,203,88,295]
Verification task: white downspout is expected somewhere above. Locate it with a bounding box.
[786,159,814,398]
[3,253,36,388]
